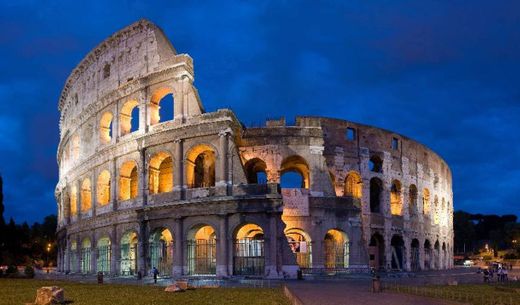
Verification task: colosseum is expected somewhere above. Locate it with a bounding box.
[55,19,453,279]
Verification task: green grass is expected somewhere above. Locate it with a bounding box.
[387,282,520,305]
[0,279,290,305]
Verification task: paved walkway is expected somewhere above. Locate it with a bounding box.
[286,280,466,305]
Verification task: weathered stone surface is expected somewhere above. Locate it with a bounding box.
[164,284,184,292]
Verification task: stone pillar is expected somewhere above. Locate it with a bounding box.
[384,233,392,271]
[216,130,229,187]
[111,226,119,275]
[138,220,148,276]
[172,217,184,277]
[174,77,187,122]
[91,172,97,217]
[112,159,118,211]
[173,139,183,192]
[90,233,97,274]
[216,214,229,278]
[113,102,120,143]
[139,90,148,133]
[64,239,70,273]
[140,148,147,206]
[76,236,82,273]
[404,237,411,271]
[419,240,425,270]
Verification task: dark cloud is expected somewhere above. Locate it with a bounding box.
[0,0,518,223]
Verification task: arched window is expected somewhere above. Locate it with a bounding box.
[285,228,312,269]
[149,88,174,125]
[149,228,173,276]
[423,188,430,216]
[149,152,173,194]
[187,225,216,275]
[324,229,349,269]
[99,112,113,144]
[433,195,439,224]
[234,223,265,276]
[408,184,418,216]
[244,158,267,184]
[119,161,138,200]
[120,231,138,276]
[369,233,385,270]
[70,185,78,216]
[96,170,111,206]
[370,178,383,213]
[120,100,139,136]
[390,180,402,216]
[80,238,92,274]
[390,235,404,270]
[368,155,383,173]
[344,171,362,199]
[187,145,216,188]
[280,155,310,189]
[80,178,92,212]
[96,237,111,274]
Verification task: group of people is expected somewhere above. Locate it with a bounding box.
[481,264,511,283]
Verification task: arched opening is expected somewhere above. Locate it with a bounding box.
[370,178,383,213]
[149,152,173,194]
[423,188,430,216]
[96,236,111,274]
[149,228,173,276]
[390,180,402,216]
[368,155,383,173]
[434,240,440,269]
[119,161,138,200]
[72,134,80,160]
[149,88,174,125]
[442,242,447,269]
[280,155,310,189]
[120,231,138,276]
[80,238,92,274]
[233,223,265,276]
[391,235,405,270]
[369,233,385,270]
[344,171,362,199]
[69,240,78,273]
[70,185,78,217]
[186,145,216,188]
[409,184,418,216]
[244,158,267,184]
[120,100,139,136]
[80,178,92,213]
[285,228,312,269]
[411,239,420,271]
[99,112,113,144]
[424,239,432,270]
[186,225,216,275]
[433,195,440,224]
[324,229,349,270]
[96,170,111,206]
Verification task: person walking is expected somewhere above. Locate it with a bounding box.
[152,266,159,284]
[483,269,490,283]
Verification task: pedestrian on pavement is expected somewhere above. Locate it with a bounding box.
[483,269,490,283]
[152,266,159,284]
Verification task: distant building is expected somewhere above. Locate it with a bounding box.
[55,20,453,278]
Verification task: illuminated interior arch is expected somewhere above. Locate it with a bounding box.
[344,171,362,199]
[186,144,216,188]
[99,112,113,144]
[119,161,138,200]
[280,155,310,189]
[80,178,92,212]
[390,180,402,216]
[120,100,139,136]
[96,170,111,206]
[324,229,349,269]
[120,231,138,276]
[96,236,111,274]
[423,188,431,216]
[149,87,174,125]
[70,185,78,217]
[187,224,216,275]
[285,228,312,269]
[234,223,265,276]
[149,228,173,276]
[149,152,173,194]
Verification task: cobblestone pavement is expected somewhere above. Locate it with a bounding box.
[286,280,467,305]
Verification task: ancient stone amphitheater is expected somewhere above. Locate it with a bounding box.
[55,20,453,279]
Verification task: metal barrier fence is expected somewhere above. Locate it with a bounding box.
[233,240,265,276]
[97,245,111,274]
[187,239,216,275]
[120,243,137,276]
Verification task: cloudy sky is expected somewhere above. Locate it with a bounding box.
[0,0,518,223]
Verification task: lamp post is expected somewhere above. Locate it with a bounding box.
[46,243,51,274]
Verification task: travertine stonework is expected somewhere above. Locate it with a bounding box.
[55,20,453,279]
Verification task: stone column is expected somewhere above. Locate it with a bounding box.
[404,237,411,271]
[174,76,187,122]
[173,139,183,192]
[91,172,97,217]
[64,239,70,273]
[113,102,120,143]
[216,214,229,278]
[138,220,148,276]
[90,233,97,274]
[172,217,184,277]
[111,225,119,275]
[139,90,148,133]
[140,148,147,206]
[384,233,392,271]
[216,130,229,187]
[112,158,118,211]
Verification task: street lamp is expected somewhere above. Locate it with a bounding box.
[46,243,51,274]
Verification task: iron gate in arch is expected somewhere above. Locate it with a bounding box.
[120,243,138,276]
[324,240,349,269]
[149,241,173,276]
[187,239,216,275]
[233,239,265,276]
[96,245,111,274]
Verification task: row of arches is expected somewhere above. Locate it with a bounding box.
[369,233,450,271]
[67,224,350,276]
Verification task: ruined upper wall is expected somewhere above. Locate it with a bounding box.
[58,19,177,133]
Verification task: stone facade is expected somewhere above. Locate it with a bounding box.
[55,19,453,279]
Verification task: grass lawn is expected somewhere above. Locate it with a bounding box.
[388,282,520,305]
[0,279,290,305]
